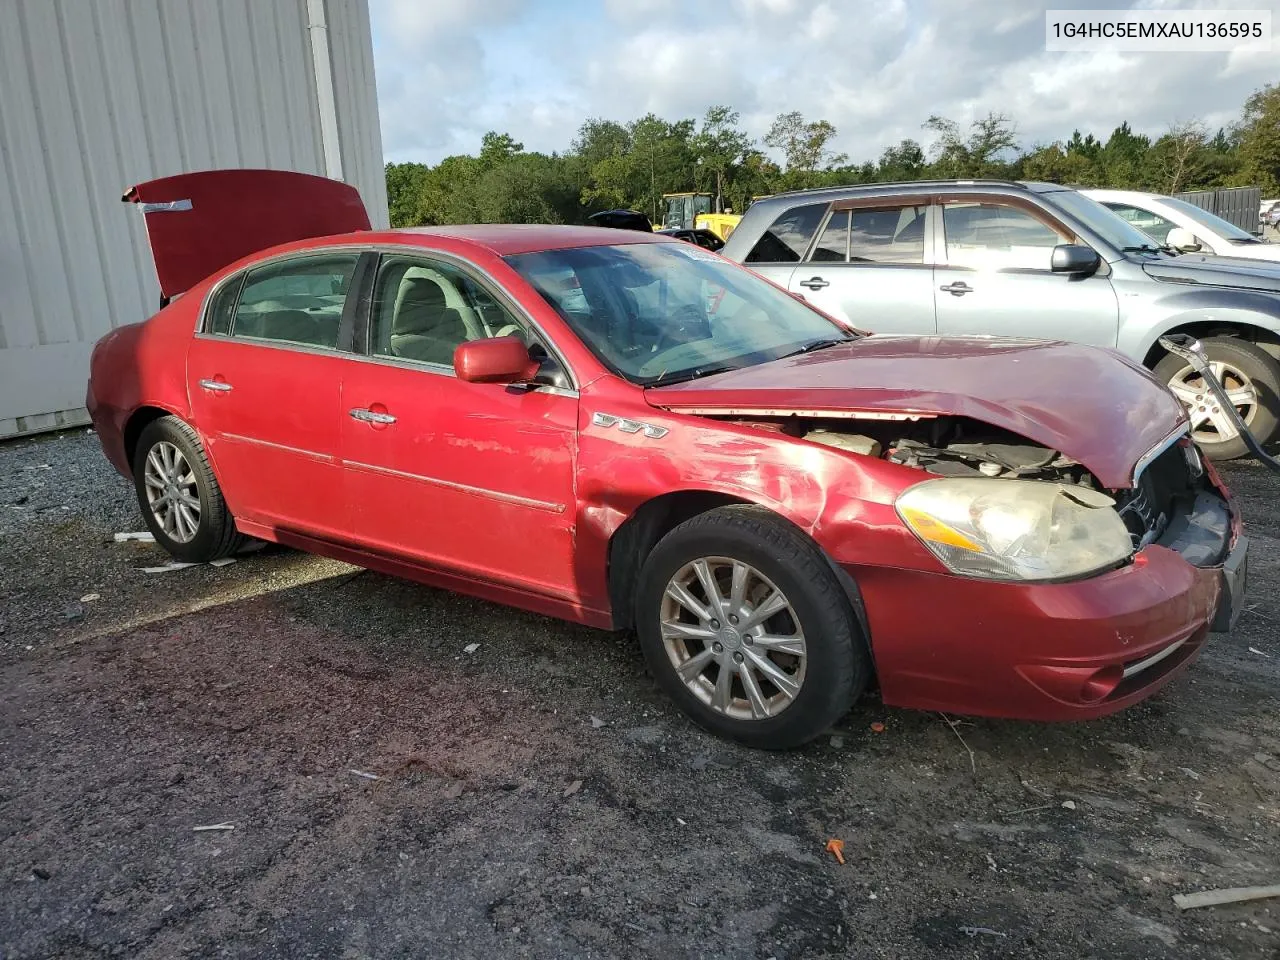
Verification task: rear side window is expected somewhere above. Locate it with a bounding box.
[744,202,827,263]
[232,254,359,349]
[848,205,928,263]
[810,210,849,262]
[205,275,242,335]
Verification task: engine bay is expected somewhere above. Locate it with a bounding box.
[727,414,1099,487]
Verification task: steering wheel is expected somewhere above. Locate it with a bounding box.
[648,303,707,357]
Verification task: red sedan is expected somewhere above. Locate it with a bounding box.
[88,170,1248,748]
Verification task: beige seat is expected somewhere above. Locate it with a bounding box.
[390,276,471,365]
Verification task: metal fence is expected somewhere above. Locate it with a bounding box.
[1174,186,1263,233]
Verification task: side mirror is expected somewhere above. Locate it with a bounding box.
[1050,243,1101,275]
[453,336,539,384]
[1165,227,1203,253]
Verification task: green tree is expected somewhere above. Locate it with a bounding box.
[1235,83,1280,194]
[923,113,1018,178]
[692,105,753,211]
[764,112,846,187]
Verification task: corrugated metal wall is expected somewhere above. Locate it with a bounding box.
[1174,186,1264,233]
[0,0,387,438]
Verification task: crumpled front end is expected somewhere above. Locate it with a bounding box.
[852,430,1244,721]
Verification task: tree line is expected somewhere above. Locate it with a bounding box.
[385,83,1280,228]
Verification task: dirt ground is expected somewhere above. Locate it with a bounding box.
[2,430,1278,960]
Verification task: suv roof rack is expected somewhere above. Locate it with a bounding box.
[768,179,1038,200]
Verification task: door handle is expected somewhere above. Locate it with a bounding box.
[798,277,829,290]
[939,281,973,296]
[199,378,232,392]
[349,407,396,425]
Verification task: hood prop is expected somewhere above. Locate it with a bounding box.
[1159,333,1280,474]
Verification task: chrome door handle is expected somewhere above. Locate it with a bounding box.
[798,276,829,290]
[349,407,396,425]
[939,281,973,296]
[199,378,232,392]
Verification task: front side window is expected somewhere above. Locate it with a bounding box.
[1101,202,1179,244]
[370,256,526,367]
[942,201,1067,270]
[232,254,359,349]
[744,202,828,263]
[506,241,851,385]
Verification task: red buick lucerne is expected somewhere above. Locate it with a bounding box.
[87,170,1248,748]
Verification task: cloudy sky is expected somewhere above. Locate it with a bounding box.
[369,0,1278,166]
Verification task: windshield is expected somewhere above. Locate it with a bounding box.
[1160,196,1259,242]
[1040,189,1164,254]
[506,242,851,385]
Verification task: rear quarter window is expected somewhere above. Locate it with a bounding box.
[744,202,828,264]
[205,274,243,335]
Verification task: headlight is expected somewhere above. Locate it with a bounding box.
[896,478,1133,581]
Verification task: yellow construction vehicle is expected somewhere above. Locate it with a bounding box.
[660,192,742,242]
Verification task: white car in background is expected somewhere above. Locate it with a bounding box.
[1084,188,1280,263]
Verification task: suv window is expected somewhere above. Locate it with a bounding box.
[942,201,1066,270]
[744,202,827,263]
[848,205,927,263]
[810,210,849,262]
[370,256,526,367]
[1101,202,1178,244]
[232,255,359,348]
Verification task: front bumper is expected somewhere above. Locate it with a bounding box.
[850,534,1238,721]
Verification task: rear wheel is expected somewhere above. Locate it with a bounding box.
[132,416,242,563]
[635,506,870,749]
[1153,337,1280,460]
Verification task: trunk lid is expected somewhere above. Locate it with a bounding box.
[646,335,1187,489]
[123,169,371,301]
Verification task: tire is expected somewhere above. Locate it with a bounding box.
[1153,336,1280,461]
[635,505,870,749]
[132,415,243,563]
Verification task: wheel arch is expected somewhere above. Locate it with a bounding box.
[123,404,187,470]
[605,492,874,663]
[1137,311,1280,370]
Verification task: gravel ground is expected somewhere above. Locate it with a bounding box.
[1,430,1279,960]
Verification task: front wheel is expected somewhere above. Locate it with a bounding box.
[132,416,243,563]
[1153,337,1280,460]
[635,506,871,749]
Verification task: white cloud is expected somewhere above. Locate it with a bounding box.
[369,0,1280,164]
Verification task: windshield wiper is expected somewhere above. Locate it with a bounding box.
[1121,244,1163,256]
[647,363,741,387]
[780,337,853,359]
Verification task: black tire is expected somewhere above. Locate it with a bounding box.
[635,505,870,749]
[132,415,243,563]
[1153,336,1280,461]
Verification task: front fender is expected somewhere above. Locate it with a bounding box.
[1119,287,1280,364]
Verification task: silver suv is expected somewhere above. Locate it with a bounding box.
[721,180,1280,459]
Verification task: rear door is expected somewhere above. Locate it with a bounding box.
[125,169,371,303]
[187,251,365,539]
[739,201,828,290]
[932,196,1120,347]
[786,201,937,334]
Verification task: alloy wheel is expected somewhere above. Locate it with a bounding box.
[1165,361,1257,444]
[143,441,201,543]
[659,557,807,721]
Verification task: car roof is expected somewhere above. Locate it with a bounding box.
[395,224,672,256]
[1080,188,1162,202]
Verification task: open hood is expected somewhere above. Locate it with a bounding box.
[123,169,371,301]
[1143,253,1280,293]
[646,335,1187,489]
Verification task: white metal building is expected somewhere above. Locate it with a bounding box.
[0,0,388,438]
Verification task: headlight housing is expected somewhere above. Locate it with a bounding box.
[896,478,1133,581]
